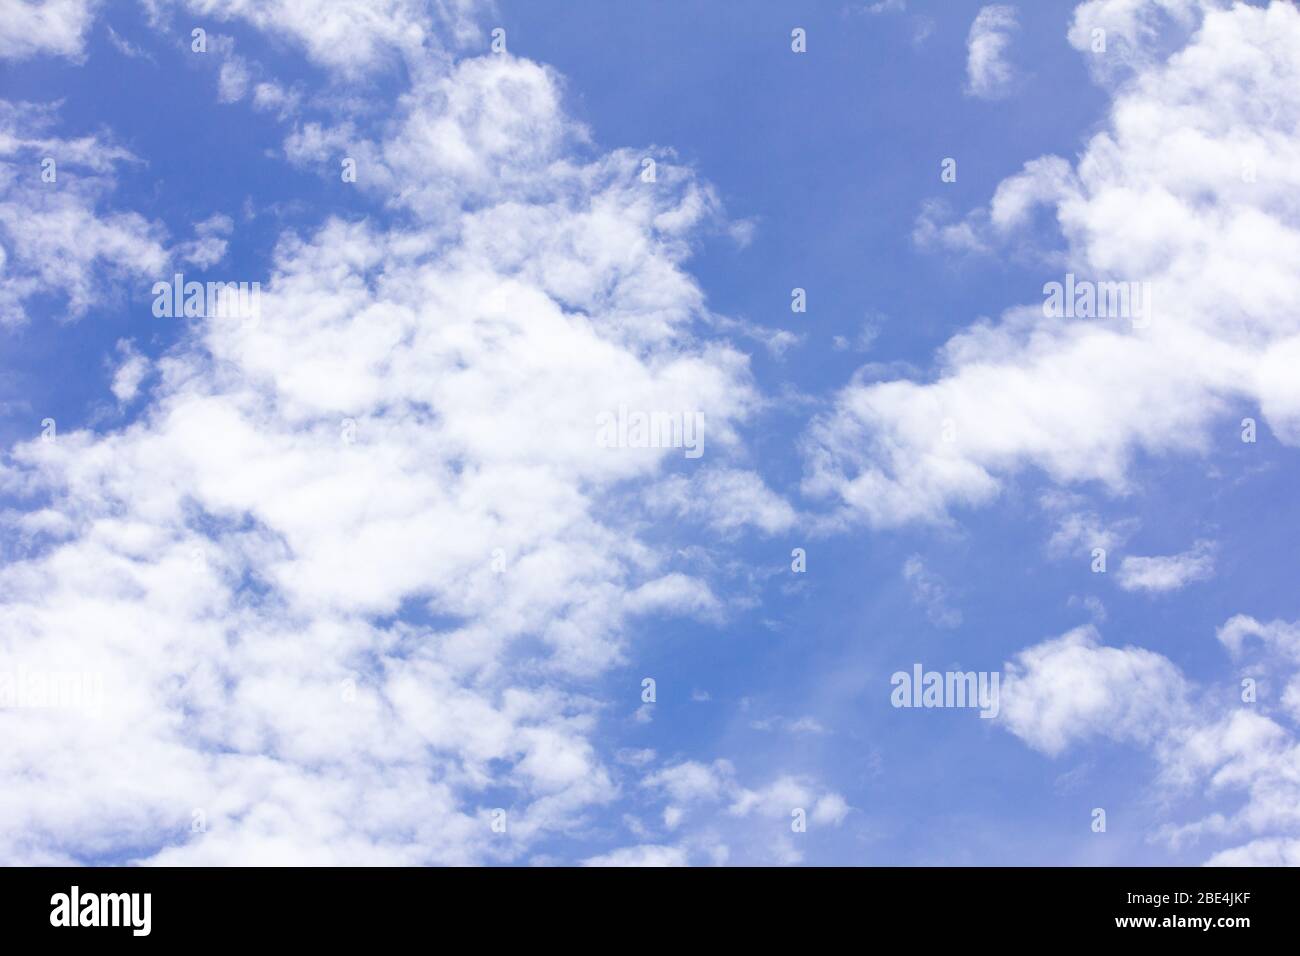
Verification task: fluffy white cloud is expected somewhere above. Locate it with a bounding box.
[1042,491,1137,558]
[965,5,1020,99]
[806,1,1300,527]
[0,0,100,61]
[1116,540,1215,593]
[581,844,689,867]
[0,49,780,864]
[1001,619,1300,862]
[1000,626,1191,755]
[110,340,150,403]
[216,53,253,103]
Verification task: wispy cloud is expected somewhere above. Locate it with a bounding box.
[965,5,1020,99]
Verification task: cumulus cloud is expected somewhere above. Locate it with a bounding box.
[1000,626,1192,755]
[805,1,1300,526]
[0,46,778,864]
[1001,618,1300,862]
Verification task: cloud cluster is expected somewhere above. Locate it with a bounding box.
[806,1,1300,527]
[0,43,804,864]
[632,759,849,864]
[0,101,168,326]
[1000,618,1300,863]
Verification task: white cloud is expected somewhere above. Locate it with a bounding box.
[965,5,1020,99]
[217,54,253,103]
[912,197,990,255]
[644,760,734,805]
[1204,838,1300,866]
[1067,0,1209,82]
[1116,540,1215,593]
[251,81,300,118]
[749,714,826,735]
[1001,617,1300,862]
[999,626,1191,755]
[581,844,689,867]
[0,0,99,61]
[831,316,882,354]
[647,468,797,537]
[812,792,850,826]
[0,101,168,325]
[0,50,766,864]
[110,340,150,403]
[1217,614,1300,662]
[1044,506,1136,559]
[169,0,486,75]
[177,212,234,268]
[804,2,1300,527]
[641,758,848,863]
[105,25,153,60]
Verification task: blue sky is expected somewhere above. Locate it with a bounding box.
[1,0,1299,866]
